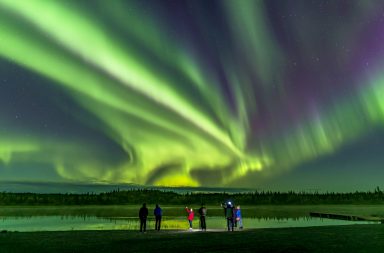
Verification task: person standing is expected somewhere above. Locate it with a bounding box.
[235,205,243,229]
[154,204,162,231]
[223,201,234,231]
[139,203,148,232]
[198,204,207,231]
[185,207,194,230]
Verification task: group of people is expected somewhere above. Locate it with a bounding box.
[222,201,243,231]
[185,204,207,231]
[138,202,242,233]
[138,203,162,232]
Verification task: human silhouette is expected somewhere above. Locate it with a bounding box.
[235,205,243,229]
[139,203,148,232]
[154,204,162,231]
[198,204,207,231]
[185,207,194,230]
[222,201,235,231]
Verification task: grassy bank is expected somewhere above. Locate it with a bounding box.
[0,224,383,253]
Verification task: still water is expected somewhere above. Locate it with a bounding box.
[0,215,378,232]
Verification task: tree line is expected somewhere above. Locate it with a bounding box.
[1,187,384,205]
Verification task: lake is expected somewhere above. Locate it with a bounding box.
[0,205,382,232]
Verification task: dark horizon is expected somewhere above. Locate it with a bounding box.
[0,181,382,195]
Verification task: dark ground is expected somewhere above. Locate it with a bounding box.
[0,224,383,253]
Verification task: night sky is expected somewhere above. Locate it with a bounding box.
[1,0,384,192]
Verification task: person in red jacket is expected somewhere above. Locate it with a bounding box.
[185,207,194,230]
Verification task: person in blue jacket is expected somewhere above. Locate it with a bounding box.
[154,204,162,231]
[235,205,243,229]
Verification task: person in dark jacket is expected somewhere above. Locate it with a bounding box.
[154,204,162,231]
[139,203,148,232]
[222,201,235,231]
[198,204,207,231]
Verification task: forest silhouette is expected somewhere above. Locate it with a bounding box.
[1,187,384,205]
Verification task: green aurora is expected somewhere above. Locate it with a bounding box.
[0,0,384,190]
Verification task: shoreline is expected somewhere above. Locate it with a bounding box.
[0,224,383,252]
